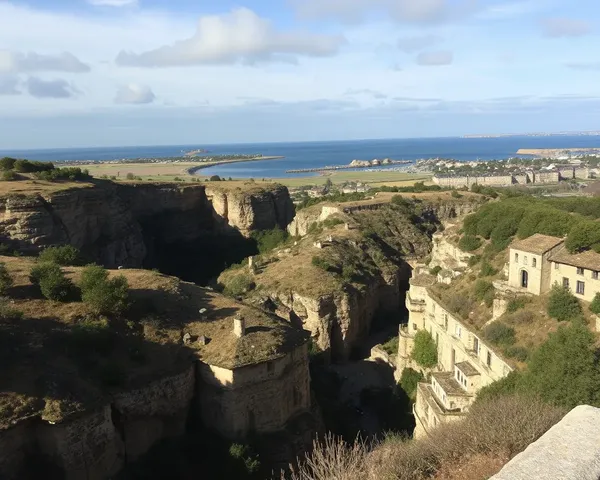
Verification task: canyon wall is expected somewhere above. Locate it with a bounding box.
[0,182,294,269]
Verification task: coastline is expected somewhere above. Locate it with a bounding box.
[186,156,285,175]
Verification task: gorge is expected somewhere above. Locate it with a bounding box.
[0,181,484,479]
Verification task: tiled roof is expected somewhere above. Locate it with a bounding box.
[510,234,564,255]
[455,361,480,377]
[432,372,471,397]
[549,245,600,272]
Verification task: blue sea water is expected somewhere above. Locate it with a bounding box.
[4,136,600,179]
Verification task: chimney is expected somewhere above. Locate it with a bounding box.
[233,314,246,338]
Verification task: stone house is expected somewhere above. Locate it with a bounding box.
[400,273,512,438]
[509,233,600,302]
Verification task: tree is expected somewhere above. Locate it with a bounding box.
[209,175,221,181]
[565,221,600,253]
[0,157,16,171]
[458,235,482,252]
[39,245,81,266]
[411,330,438,368]
[590,293,600,315]
[126,172,135,180]
[82,275,130,316]
[80,264,109,291]
[0,263,13,295]
[547,284,583,321]
[32,263,74,301]
[1,170,17,181]
[399,368,424,400]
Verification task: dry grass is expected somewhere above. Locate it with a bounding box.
[0,256,306,428]
[286,395,565,480]
[0,177,94,195]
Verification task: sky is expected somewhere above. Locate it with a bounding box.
[0,0,599,149]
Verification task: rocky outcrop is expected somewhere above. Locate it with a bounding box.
[429,232,474,272]
[287,205,344,237]
[0,183,294,270]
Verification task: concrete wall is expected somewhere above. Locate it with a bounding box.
[197,344,311,439]
[551,261,600,302]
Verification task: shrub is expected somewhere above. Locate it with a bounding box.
[547,284,582,321]
[450,190,462,198]
[228,444,260,475]
[39,245,81,266]
[565,221,600,253]
[506,296,530,313]
[474,279,495,307]
[126,173,135,180]
[0,157,16,171]
[81,269,130,316]
[505,309,534,325]
[34,263,74,301]
[468,255,481,267]
[312,256,335,272]
[478,261,499,278]
[504,345,529,362]
[251,228,288,254]
[209,175,221,181]
[483,322,516,346]
[34,167,90,182]
[0,263,13,296]
[2,170,18,181]
[381,336,398,356]
[322,217,344,229]
[458,235,482,252]
[13,159,54,173]
[411,330,438,368]
[429,265,442,276]
[590,293,600,315]
[399,368,423,401]
[224,273,255,297]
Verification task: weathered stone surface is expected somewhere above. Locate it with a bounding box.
[492,405,600,480]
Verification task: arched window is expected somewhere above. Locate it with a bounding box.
[532,258,537,268]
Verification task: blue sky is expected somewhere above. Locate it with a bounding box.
[0,0,599,148]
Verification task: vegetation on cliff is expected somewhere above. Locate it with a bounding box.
[411,331,438,368]
[288,395,564,480]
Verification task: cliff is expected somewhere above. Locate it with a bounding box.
[0,258,311,479]
[0,182,294,281]
[222,202,439,361]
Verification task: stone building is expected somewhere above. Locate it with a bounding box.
[508,233,600,302]
[400,272,512,438]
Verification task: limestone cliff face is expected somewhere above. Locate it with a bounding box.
[287,205,343,237]
[0,183,294,268]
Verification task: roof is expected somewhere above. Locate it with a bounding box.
[455,361,480,377]
[510,234,564,255]
[431,372,471,397]
[549,245,600,272]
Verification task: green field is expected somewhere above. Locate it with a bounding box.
[272,171,432,187]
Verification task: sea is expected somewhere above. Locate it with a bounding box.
[3,136,599,179]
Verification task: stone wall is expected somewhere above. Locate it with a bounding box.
[197,344,311,439]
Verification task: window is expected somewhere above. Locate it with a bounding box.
[532,258,537,268]
[515,253,519,262]
[486,351,492,368]
[473,337,480,354]
[577,267,585,276]
[524,256,528,266]
[444,314,448,331]
[563,277,570,289]
[594,271,599,280]
[455,325,462,338]
[413,323,418,331]
[555,262,559,270]
[577,281,585,295]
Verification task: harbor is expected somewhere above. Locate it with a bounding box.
[286,159,412,174]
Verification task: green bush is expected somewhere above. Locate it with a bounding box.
[590,293,600,315]
[39,245,81,266]
[504,345,529,362]
[411,330,438,368]
[80,267,130,316]
[474,279,495,307]
[381,337,398,356]
[468,255,481,267]
[322,217,344,229]
[429,265,442,276]
[228,444,260,475]
[506,296,530,313]
[458,235,482,252]
[126,172,135,180]
[483,322,516,346]
[34,263,74,301]
[0,157,17,171]
[2,170,18,181]
[13,159,54,173]
[209,175,222,181]
[399,368,423,400]
[34,167,90,182]
[547,284,582,321]
[224,273,255,297]
[478,261,499,278]
[565,221,600,253]
[311,256,335,273]
[0,263,13,296]
[0,299,22,320]
[251,228,288,254]
[450,190,462,198]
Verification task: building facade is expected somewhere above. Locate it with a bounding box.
[508,233,600,302]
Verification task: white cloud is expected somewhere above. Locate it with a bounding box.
[116,8,345,67]
[0,51,90,74]
[26,77,79,99]
[416,50,453,66]
[541,18,591,38]
[87,0,138,6]
[292,0,478,24]
[397,34,443,53]
[115,83,155,104]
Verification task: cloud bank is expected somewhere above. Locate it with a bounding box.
[0,51,90,74]
[115,83,156,104]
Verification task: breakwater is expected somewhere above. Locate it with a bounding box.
[287,160,412,174]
